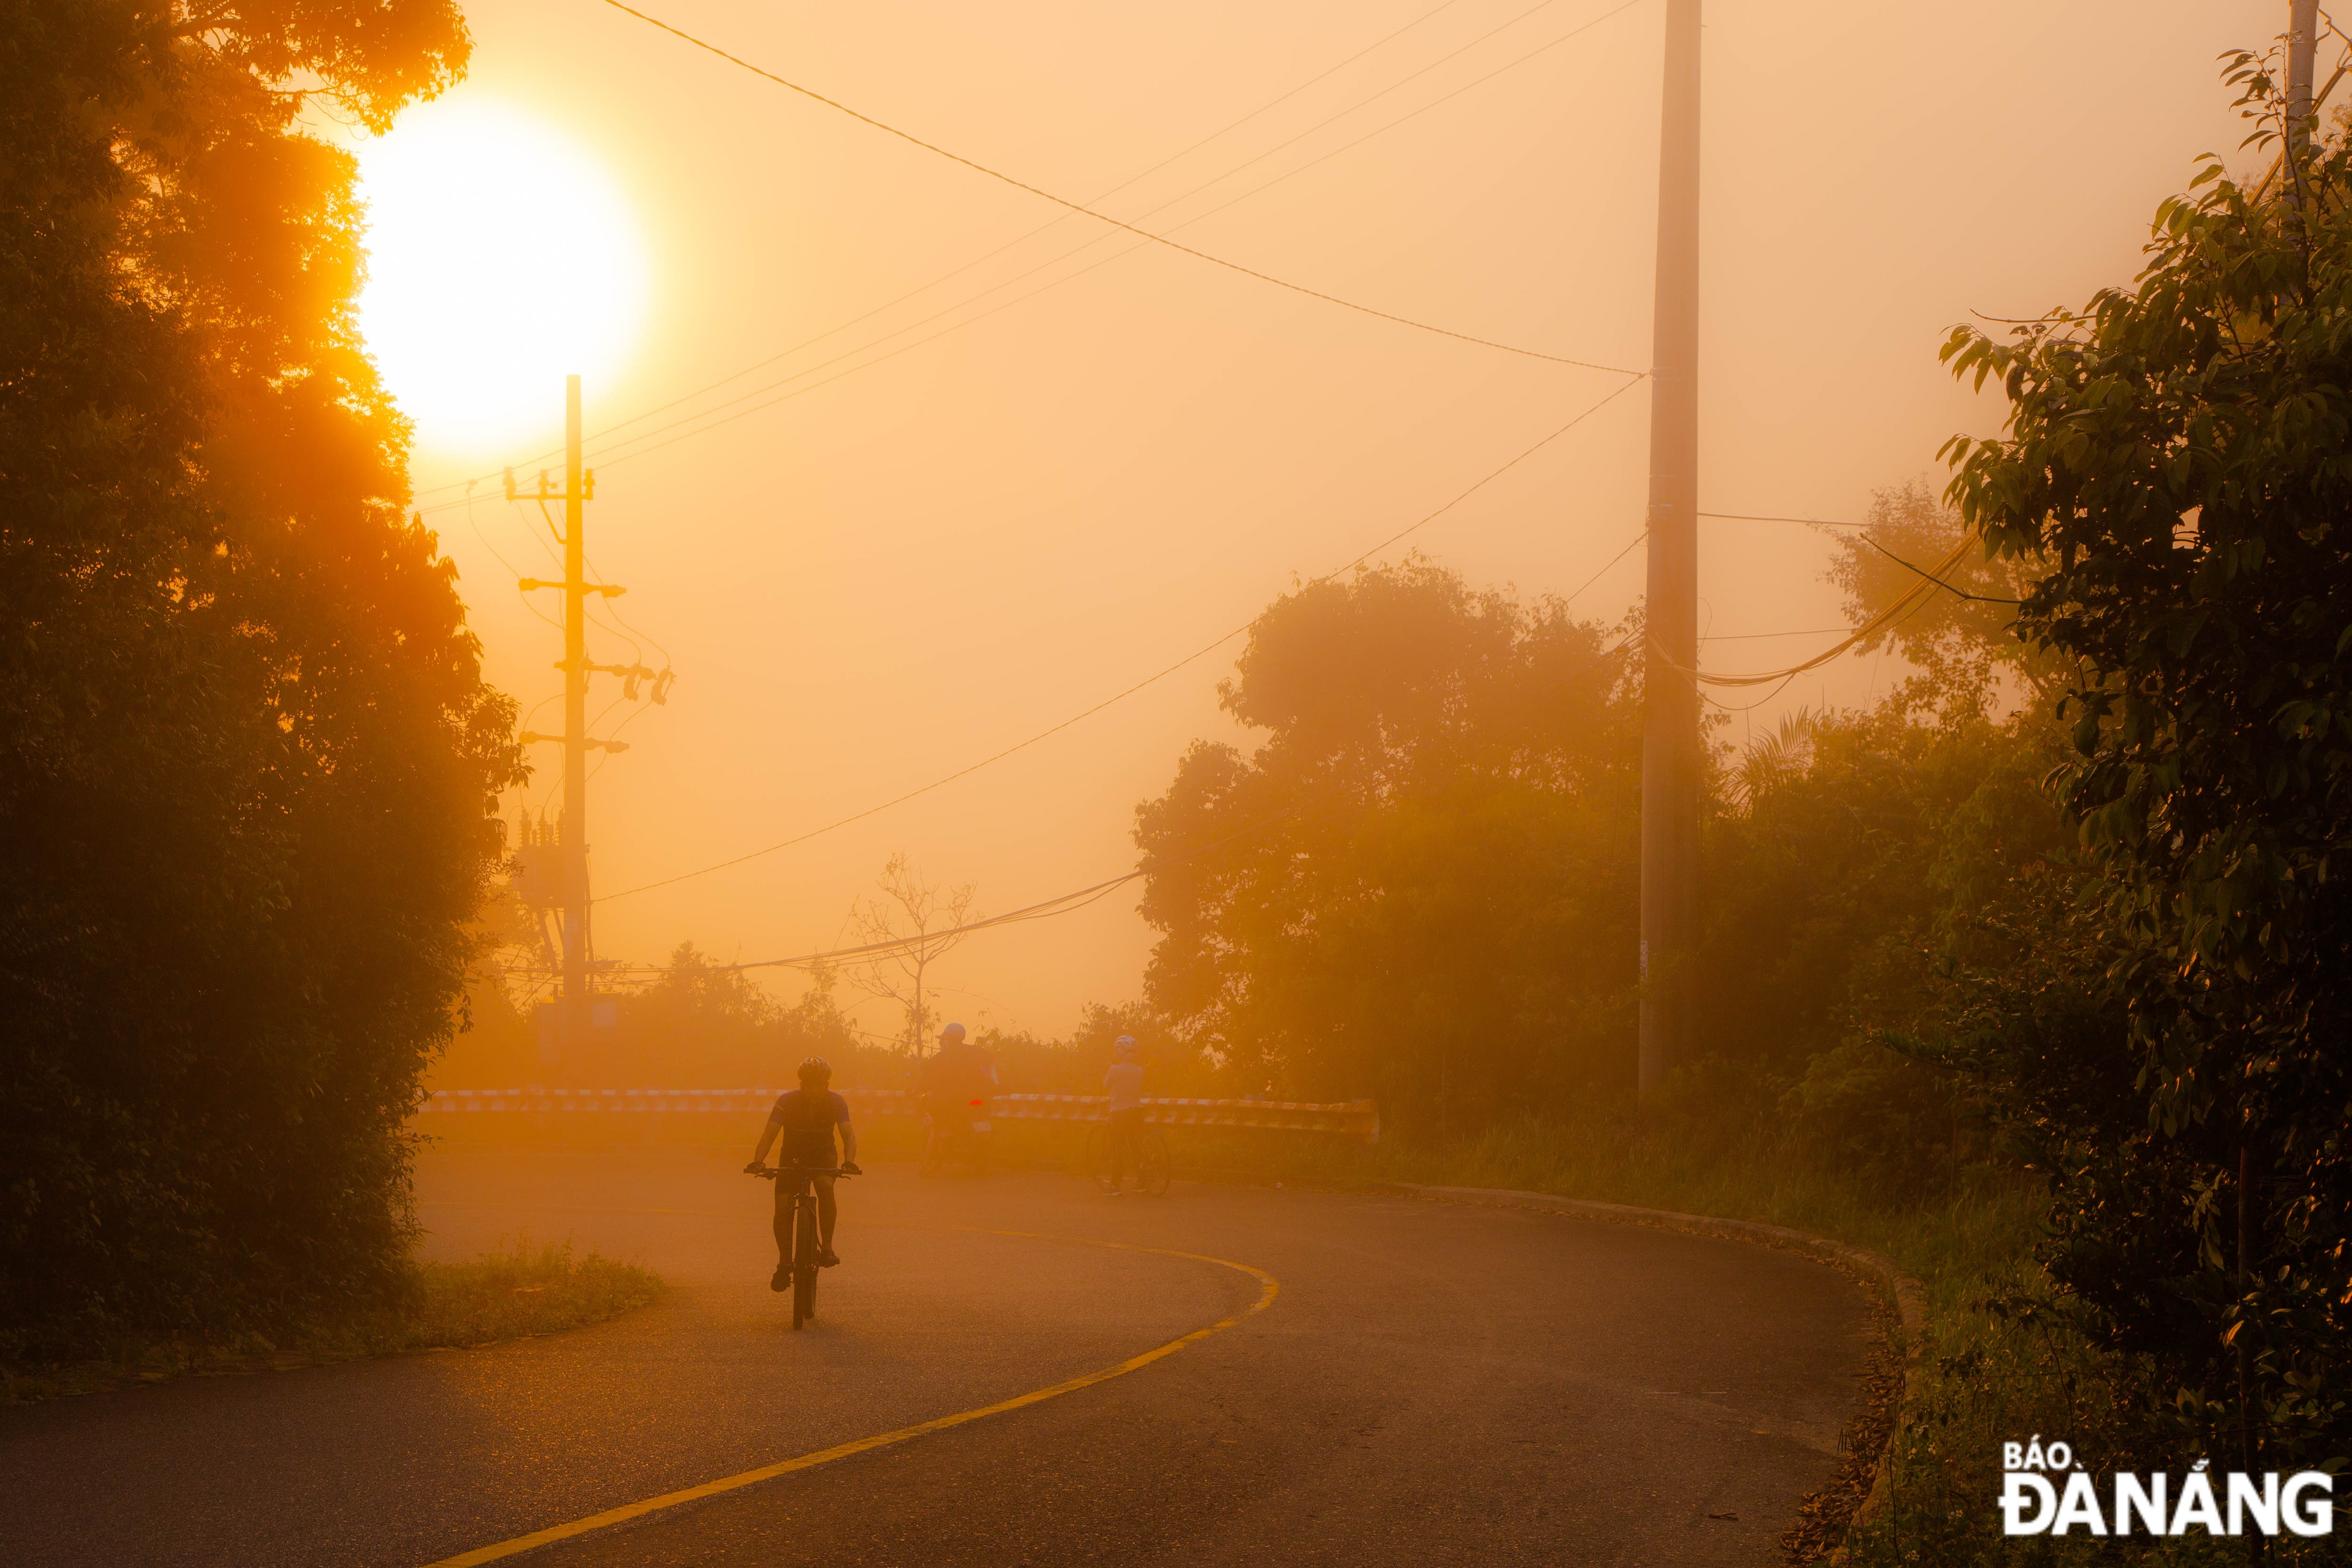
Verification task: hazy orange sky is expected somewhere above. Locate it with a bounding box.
[374,0,2295,1045]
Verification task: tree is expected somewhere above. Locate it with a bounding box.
[612,944,859,1085]
[1134,560,1642,1129]
[1819,481,2047,725]
[1941,62,2352,1461]
[839,853,975,1060]
[0,0,512,1353]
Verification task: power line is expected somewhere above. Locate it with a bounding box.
[414,0,1487,503]
[1665,536,1978,687]
[1697,510,1870,528]
[554,0,1652,478]
[537,808,1299,976]
[520,878,1127,975]
[1321,373,1643,578]
[1700,573,1952,714]
[599,0,1640,375]
[1562,527,1645,606]
[591,373,1643,905]
[739,815,1252,969]
[1699,673,1800,713]
[1703,504,2022,606]
[587,636,1243,906]
[587,553,673,666]
[1862,534,2022,604]
[584,602,643,668]
[1137,0,1647,247]
[416,0,1646,510]
[437,490,564,634]
[1112,0,1631,249]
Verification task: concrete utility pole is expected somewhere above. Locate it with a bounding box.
[2289,0,2320,194]
[514,376,630,1060]
[1638,0,1701,1102]
[561,374,589,1055]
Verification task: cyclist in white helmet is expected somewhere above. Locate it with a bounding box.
[1104,1035,1145,1195]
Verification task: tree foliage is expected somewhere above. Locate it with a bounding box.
[1135,560,1644,1132]
[0,0,508,1354]
[1941,73,2352,1458]
[1821,480,2049,722]
[1130,546,2069,1188]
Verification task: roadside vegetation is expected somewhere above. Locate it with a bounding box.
[1,0,522,1363]
[486,50,2338,1565]
[1119,53,2352,1564]
[2,1236,660,1406]
[13,4,2345,1562]
[404,1235,662,1351]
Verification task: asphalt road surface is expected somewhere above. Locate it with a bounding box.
[0,1146,1870,1567]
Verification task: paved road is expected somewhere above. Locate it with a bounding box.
[0,1147,1868,1567]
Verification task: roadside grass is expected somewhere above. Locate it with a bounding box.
[0,1234,661,1407]
[400,1234,663,1351]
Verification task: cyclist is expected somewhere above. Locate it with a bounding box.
[745,1056,861,1288]
[1104,1034,1145,1195]
[924,1021,998,1136]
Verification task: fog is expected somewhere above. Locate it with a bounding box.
[391,0,2284,1039]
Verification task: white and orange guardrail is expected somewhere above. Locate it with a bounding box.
[416,1087,1379,1143]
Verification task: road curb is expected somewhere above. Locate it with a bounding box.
[1380,1184,1924,1537]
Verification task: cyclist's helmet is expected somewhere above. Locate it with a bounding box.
[939,1021,967,1045]
[798,1056,831,1085]
[1114,1034,1139,1058]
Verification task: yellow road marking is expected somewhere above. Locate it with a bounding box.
[417,1233,1279,1568]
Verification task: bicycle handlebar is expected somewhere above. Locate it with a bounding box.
[749,1165,858,1179]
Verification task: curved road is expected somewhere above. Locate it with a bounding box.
[0,1147,1869,1566]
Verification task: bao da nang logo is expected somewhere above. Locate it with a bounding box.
[2001,1437,2335,1537]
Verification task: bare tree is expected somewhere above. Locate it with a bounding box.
[840,852,976,1060]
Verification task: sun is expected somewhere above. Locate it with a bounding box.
[356,99,650,454]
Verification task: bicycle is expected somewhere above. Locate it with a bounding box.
[918,1102,992,1178]
[1082,1118,1171,1196]
[750,1164,858,1329]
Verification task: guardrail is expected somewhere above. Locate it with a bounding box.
[417,1087,1378,1143]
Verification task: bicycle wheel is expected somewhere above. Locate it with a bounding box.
[1082,1123,1114,1192]
[1138,1128,1172,1197]
[918,1116,946,1177]
[791,1196,817,1329]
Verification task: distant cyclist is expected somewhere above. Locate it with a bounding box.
[1104,1035,1145,1195]
[746,1056,861,1288]
[924,1021,998,1130]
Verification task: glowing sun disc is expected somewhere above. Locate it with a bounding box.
[357,100,649,454]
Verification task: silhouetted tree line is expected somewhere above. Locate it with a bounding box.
[441,944,867,1089]
[0,1,510,1357]
[1129,529,2042,1153]
[443,941,1202,1105]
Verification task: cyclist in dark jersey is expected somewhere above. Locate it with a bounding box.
[745,1057,860,1287]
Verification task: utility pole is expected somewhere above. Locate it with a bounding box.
[2288,0,2319,207]
[1638,0,1701,1102]
[513,376,634,1060]
[560,375,589,1056]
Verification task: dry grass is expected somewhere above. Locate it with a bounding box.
[400,1234,662,1349]
[0,1234,661,1405]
